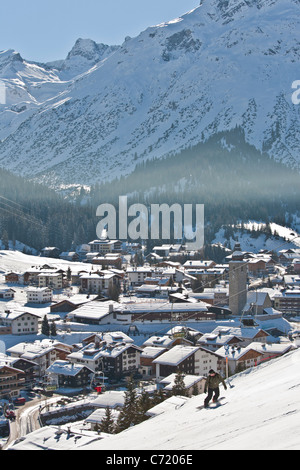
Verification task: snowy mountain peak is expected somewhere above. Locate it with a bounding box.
[0,49,24,74]
[52,38,121,79]
[66,38,118,62]
[0,0,299,186]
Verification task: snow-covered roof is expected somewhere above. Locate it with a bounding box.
[6,425,105,450]
[142,335,175,348]
[0,309,40,321]
[85,407,119,423]
[198,333,242,346]
[140,346,167,358]
[7,339,72,358]
[160,373,205,391]
[116,301,208,314]
[153,345,200,366]
[47,360,93,376]
[71,300,119,321]
[212,325,269,339]
[246,341,295,355]
[91,391,125,408]
[146,395,189,417]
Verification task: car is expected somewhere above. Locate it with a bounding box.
[13,397,26,406]
[5,410,16,421]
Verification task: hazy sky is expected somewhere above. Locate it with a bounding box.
[0,0,198,63]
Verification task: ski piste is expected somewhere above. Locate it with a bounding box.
[196,396,226,411]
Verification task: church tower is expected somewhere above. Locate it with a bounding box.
[229,243,248,316]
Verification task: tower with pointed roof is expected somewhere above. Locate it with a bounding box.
[229,243,248,316]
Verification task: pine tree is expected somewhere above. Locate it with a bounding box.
[108,283,120,301]
[135,389,151,424]
[99,406,115,434]
[151,387,166,406]
[1,230,9,250]
[50,321,57,337]
[41,315,50,336]
[172,370,187,396]
[115,376,138,433]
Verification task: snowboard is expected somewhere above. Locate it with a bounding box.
[196,396,226,411]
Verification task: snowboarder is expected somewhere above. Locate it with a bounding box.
[204,369,227,408]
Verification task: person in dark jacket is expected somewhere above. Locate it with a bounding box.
[204,369,227,407]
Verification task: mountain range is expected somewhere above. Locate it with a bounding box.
[0,0,299,191]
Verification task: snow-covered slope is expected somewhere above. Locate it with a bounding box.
[0,0,299,187]
[82,348,300,450]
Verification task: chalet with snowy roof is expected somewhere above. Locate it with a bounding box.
[59,251,79,262]
[0,288,15,299]
[283,274,300,287]
[27,286,52,304]
[197,332,243,351]
[113,300,213,323]
[38,272,63,290]
[184,267,226,287]
[153,345,220,380]
[273,288,300,315]
[203,285,229,307]
[0,310,40,335]
[79,271,121,295]
[127,266,154,287]
[216,344,264,375]
[67,337,142,377]
[82,331,134,347]
[142,334,193,349]
[67,300,118,325]
[159,373,206,396]
[41,247,60,258]
[152,244,183,258]
[279,249,300,266]
[211,326,270,347]
[50,294,98,313]
[183,259,216,270]
[167,325,203,342]
[292,259,300,273]
[246,341,296,363]
[139,346,167,377]
[7,339,73,378]
[243,291,272,315]
[5,272,20,283]
[0,325,12,335]
[136,283,178,298]
[46,360,93,389]
[88,239,122,254]
[91,254,122,269]
[246,256,276,276]
[0,352,38,388]
[0,363,25,399]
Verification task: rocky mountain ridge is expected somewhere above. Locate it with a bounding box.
[0,0,299,188]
